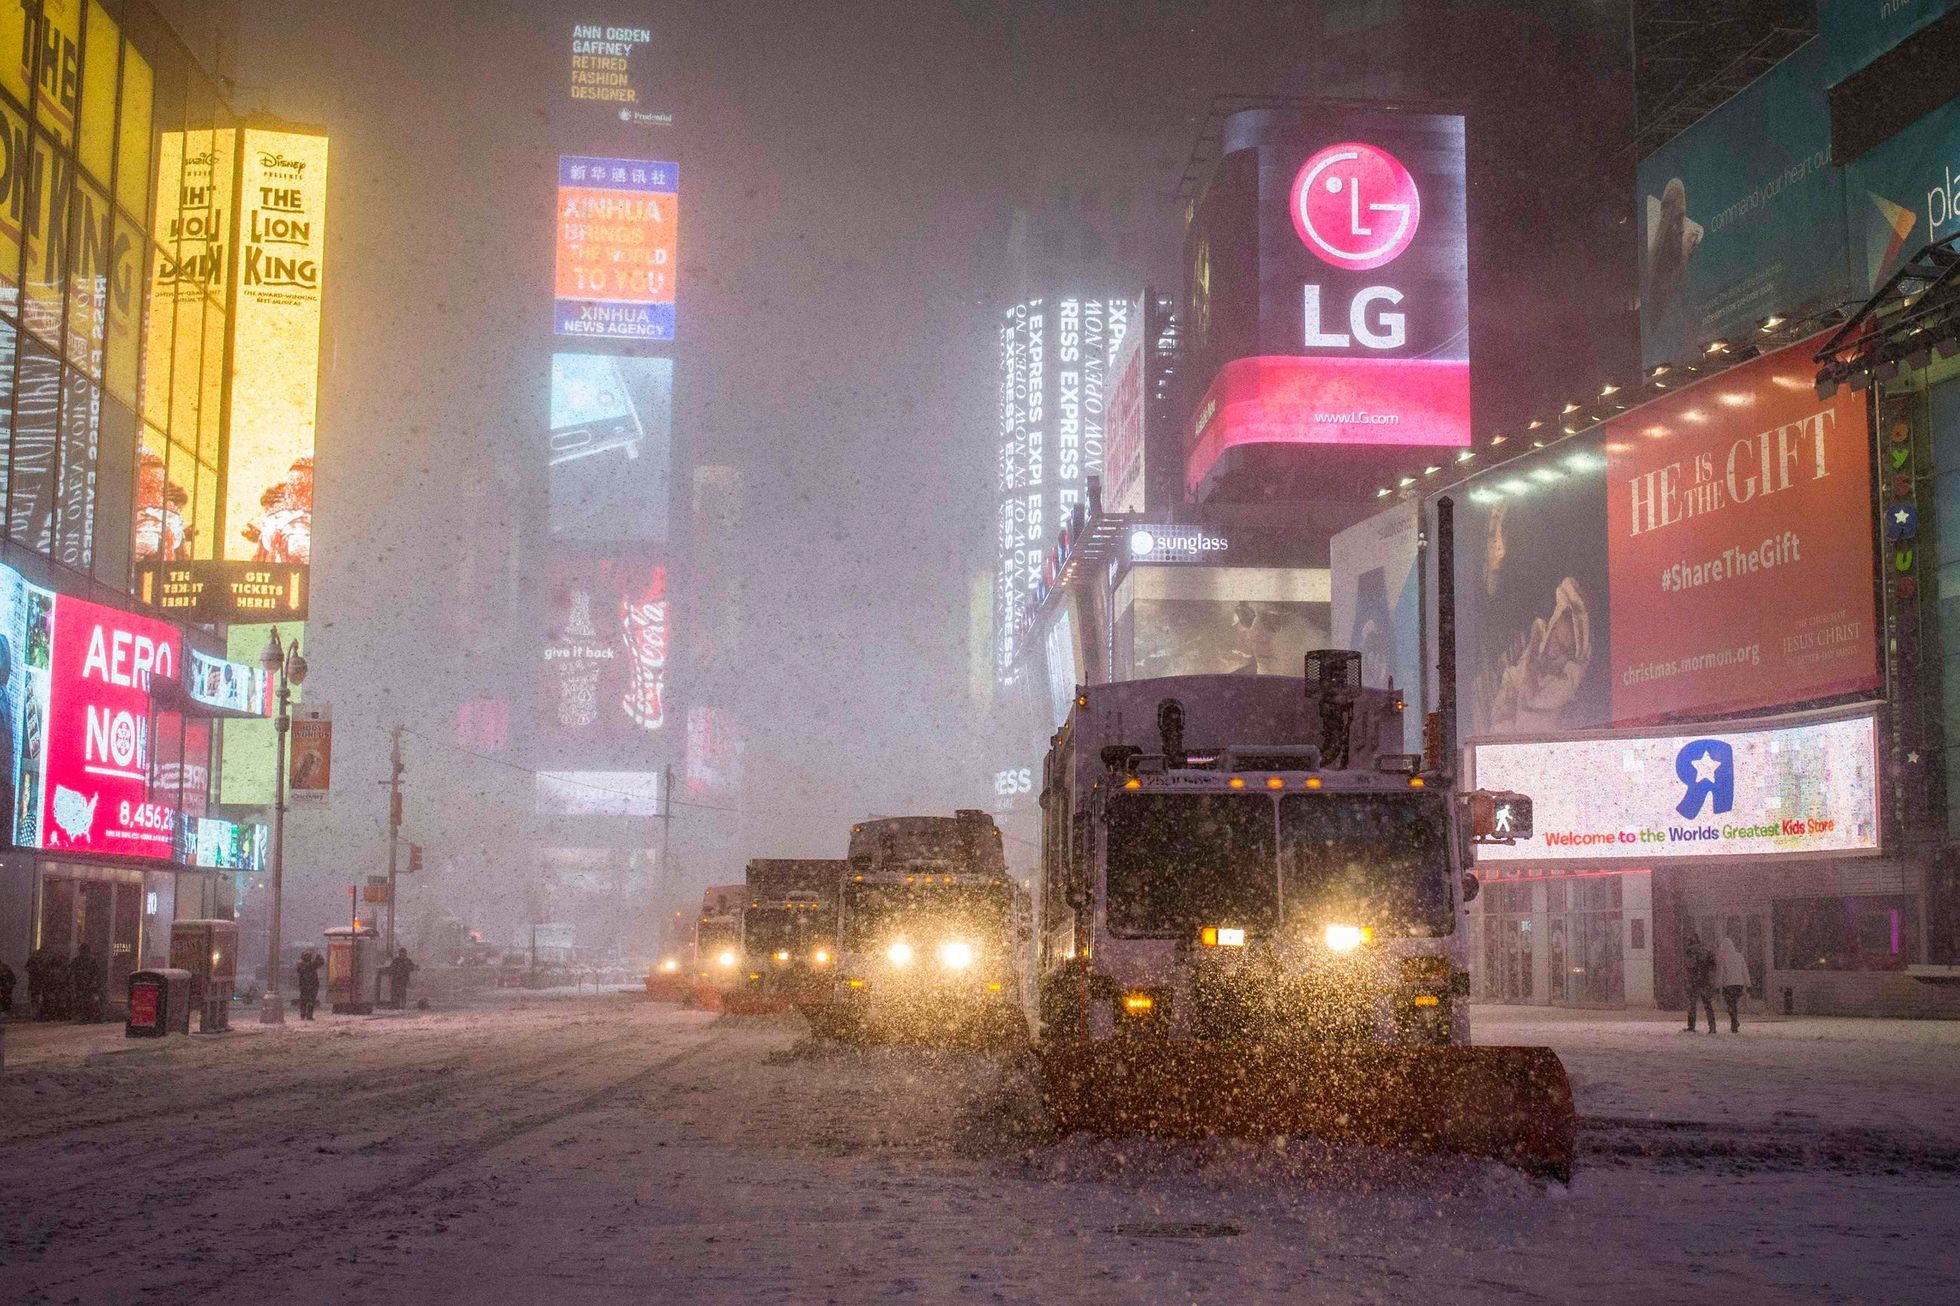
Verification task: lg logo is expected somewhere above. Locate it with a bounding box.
[1292,142,1419,351]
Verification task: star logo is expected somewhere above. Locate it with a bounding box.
[1690,749,1722,785]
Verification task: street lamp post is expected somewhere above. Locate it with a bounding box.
[258,628,308,1025]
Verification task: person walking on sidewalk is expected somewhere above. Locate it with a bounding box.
[1716,934,1751,1033]
[0,958,14,1013]
[68,945,102,1023]
[295,950,325,1020]
[1683,931,1717,1034]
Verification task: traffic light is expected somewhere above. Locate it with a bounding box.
[1469,790,1532,843]
[407,843,423,873]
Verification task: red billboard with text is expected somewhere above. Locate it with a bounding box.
[1605,337,1878,724]
[41,596,184,858]
[1186,110,1470,495]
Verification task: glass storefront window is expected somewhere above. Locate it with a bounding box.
[115,35,155,226]
[32,0,83,151]
[78,0,119,189]
[0,95,27,316]
[8,338,60,551]
[91,392,133,585]
[22,131,71,346]
[63,177,114,377]
[1773,894,1919,971]
[103,213,142,406]
[54,365,99,571]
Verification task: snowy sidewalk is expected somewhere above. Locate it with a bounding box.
[1476,1002,1960,1146]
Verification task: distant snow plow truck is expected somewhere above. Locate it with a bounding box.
[689,883,746,1009]
[819,810,1030,1046]
[724,858,844,1016]
[1035,498,1575,1180]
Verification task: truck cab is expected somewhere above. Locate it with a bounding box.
[823,810,1029,1044]
[735,859,845,1013]
[1038,656,1470,1049]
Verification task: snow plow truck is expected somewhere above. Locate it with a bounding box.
[724,858,845,1015]
[1034,498,1576,1180]
[816,810,1030,1045]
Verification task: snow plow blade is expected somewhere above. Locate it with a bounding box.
[1039,1040,1576,1181]
[720,990,795,1016]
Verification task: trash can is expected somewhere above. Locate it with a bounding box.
[126,968,193,1037]
[170,919,240,1032]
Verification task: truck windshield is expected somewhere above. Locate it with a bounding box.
[744,908,826,955]
[844,883,1011,951]
[1105,792,1277,936]
[1278,793,1453,936]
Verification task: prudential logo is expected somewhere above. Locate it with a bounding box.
[1291,142,1421,271]
[1674,738,1735,820]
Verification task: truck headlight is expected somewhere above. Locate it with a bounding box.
[659,958,679,973]
[716,950,737,968]
[938,940,974,971]
[1324,924,1372,952]
[813,950,831,966]
[887,941,914,967]
[774,950,790,963]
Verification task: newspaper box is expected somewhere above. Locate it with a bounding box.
[324,925,379,1015]
[170,919,240,1032]
[126,969,192,1037]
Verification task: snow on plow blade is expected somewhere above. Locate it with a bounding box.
[1039,1040,1576,1181]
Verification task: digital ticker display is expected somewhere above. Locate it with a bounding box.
[554,156,677,341]
[549,353,672,542]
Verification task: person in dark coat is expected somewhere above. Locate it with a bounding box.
[0,959,14,1013]
[69,944,103,1023]
[1683,931,1717,1034]
[295,950,325,1020]
[385,948,417,1009]
[27,945,66,1020]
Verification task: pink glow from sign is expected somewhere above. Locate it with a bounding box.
[1291,142,1421,271]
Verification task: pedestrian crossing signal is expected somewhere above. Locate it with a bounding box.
[1469,790,1531,843]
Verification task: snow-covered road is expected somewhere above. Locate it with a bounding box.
[2,994,1955,1303]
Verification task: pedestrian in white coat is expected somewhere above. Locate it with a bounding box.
[1715,935,1751,1033]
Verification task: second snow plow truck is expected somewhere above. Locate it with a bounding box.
[726,858,844,1016]
[818,810,1029,1046]
[1035,498,1575,1179]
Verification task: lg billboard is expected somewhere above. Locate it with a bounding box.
[1185,109,1470,496]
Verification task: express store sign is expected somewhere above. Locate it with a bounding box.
[1185,111,1470,494]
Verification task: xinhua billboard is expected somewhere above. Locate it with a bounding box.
[554,156,677,341]
[1185,108,1470,495]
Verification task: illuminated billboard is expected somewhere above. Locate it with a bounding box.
[179,816,268,871]
[225,129,328,564]
[549,352,672,542]
[187,648,271,717]
[684,707,742,800]
[0,566,188,860]
[1471,711,1880,864]
[554,156,677,341]
[994,293,1128,674]
[1116,564,1329,680]
[536,770,664,817]
[1455,336,1877,740]
[1103,306,1147,513]
[1331,499,1424,753]
[1184,110,1470,495]
[568,22,673,126]
[542,558,668,754]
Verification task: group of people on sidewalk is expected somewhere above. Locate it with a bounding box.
[291,947,418,1018]
[0,946,106,1022]
[1683,931,1752,1033]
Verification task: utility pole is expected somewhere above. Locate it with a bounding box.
[660,761,675,891]
[385,726,404,957]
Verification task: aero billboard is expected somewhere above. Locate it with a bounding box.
[554,156,677,341]
[1472,711,1880,865]
[1186,109,1470,495]
[1456,336,1877,740]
